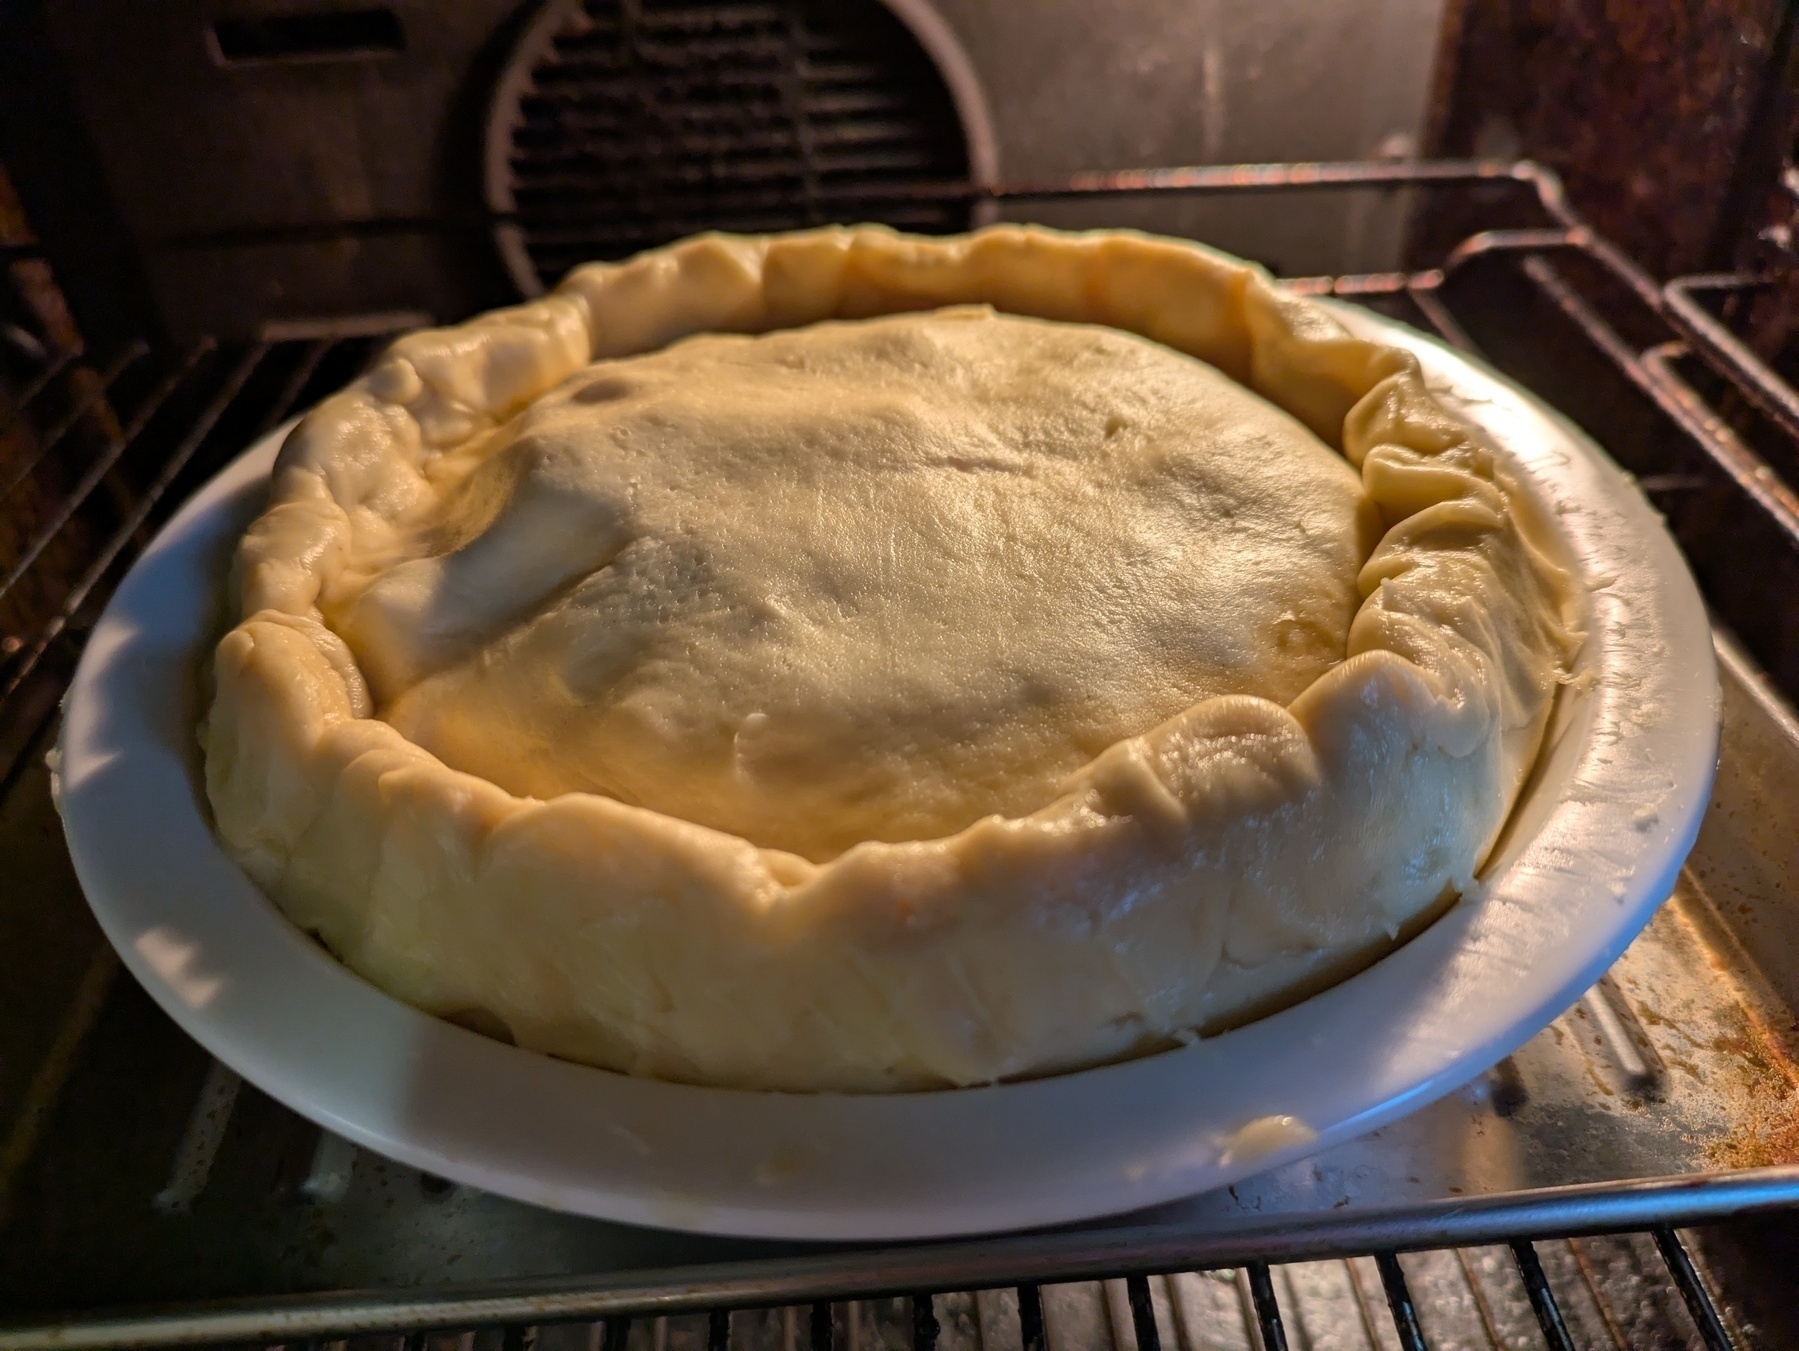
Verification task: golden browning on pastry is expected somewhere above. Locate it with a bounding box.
[203,225,1580,1091]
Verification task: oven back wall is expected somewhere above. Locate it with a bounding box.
[0,0,1447,344]
[3,0,528,345]
[939,0,1448,277]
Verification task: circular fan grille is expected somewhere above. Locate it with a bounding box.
[487,0,978,296]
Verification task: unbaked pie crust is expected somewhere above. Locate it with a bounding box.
[202,225,1580,1091]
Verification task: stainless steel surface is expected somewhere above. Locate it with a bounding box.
[939,0,1446,275]
[4,160,1799,1345]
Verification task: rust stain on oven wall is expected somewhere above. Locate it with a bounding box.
[1416,0,1791,279]
[1703,1010,1799,1169]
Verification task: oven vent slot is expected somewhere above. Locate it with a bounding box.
[487,0,974,296]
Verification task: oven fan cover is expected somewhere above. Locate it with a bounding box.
[485,0,996,298]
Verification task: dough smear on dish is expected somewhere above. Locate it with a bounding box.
[344,308,1377,862]
[203,225,1582,1091]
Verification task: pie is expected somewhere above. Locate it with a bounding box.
[202,225,1581,1091]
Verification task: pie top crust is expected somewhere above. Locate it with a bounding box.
[357,307,1375,862]
[203,224,1580,1091]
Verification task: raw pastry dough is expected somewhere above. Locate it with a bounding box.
[369,307,1376,862]
[203,225,1580,1091]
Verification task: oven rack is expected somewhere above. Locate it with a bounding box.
[3,159,1799,1348]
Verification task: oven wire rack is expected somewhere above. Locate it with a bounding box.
[3,159,1799,1350]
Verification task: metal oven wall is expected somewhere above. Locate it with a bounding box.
[926,0,1447,275]
[0,0,1446,347]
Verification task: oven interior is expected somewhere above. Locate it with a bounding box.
[4,0,1799,1346]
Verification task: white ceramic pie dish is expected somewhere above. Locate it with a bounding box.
[54,306,1718,1240]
